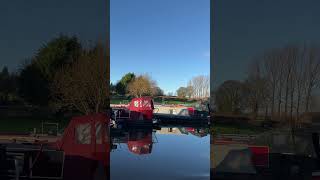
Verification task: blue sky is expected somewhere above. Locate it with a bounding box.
[0,0,106,72]
[212,0,320,87]
[110,0,210,94]
[2,0,320,95]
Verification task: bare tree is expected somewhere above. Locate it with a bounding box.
[51,42,109,115]
[187,75,210,99]
[248,43,320,127]
[303,45,320,113]
[263,50,280,119]
[203,75,210,98]
[186,81,194,98]
[167,92,174,96]
[245,59,270,119]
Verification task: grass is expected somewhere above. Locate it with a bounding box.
[110,98,130,104]
[0,117,70,134]
[158,100,196,105]
[211,124,267,135]
[153,97,197,105]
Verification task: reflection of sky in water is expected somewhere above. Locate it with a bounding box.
[111,134,210,180]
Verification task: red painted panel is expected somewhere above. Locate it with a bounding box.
[186,127,195,132]
[249,146,269,167]
[128,97,154,120]
[187,107,195,115]
[55,113,110,166]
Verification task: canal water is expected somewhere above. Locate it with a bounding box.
[110,126,210,180]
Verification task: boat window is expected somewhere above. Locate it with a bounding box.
[75,123,91,144]
[96,122,102,144]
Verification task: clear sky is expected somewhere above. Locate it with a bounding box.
[110,0,210,94]
[0,0,106,72]
[212,0,320,87]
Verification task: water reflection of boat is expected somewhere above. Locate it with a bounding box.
[185,127,209,137]
[110,127,154,155]
[156,127,185,135]
[110,123,209,156]
[127,131,153,155]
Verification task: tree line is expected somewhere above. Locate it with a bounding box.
[176,75,210,99]
[213,43,320,125]
[0,35,109,115]
[0,67,19,105]
[110,73,164,97]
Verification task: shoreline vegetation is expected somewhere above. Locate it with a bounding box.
[1,116,263,136]
[0,116,265,135]
[110,95,199,105]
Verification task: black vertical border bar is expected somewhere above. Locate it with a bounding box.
[106,0,111,179]
[210,0,214,121]
[210,0,214,179]
[106,0,110,110]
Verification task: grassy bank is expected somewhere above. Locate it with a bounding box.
[211,124,267,135]
[0,117,70,134]
[1,118,267,135]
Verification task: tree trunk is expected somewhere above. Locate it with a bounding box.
[265,104,269,121]
[278,83,283,119]
[290,84,294,122]
[305,86,311,113]
[284,76,290,116]
[271,82,276,119]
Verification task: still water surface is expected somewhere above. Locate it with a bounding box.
[110,126,210,180]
